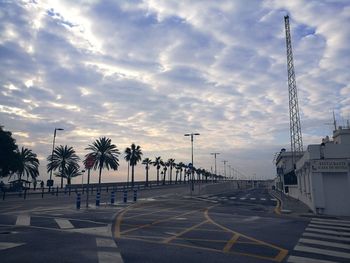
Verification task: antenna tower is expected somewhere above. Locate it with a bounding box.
[284,15,303,167]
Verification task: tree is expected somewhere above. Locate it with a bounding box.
[167,158,176,184]
[47,145,80,188]
[85,137,120,186]
[55,163,82,185]
[162,161,168,185]
[124,143,143,188]
[142,158,152,187]
[176,162,185,183]
[0,126,20,178]
[152,156,163,185]
[17,147,40,181]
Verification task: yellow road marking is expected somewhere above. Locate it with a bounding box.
[121,223,228,232]
[162,219,209,243]
[120,207,206,235]
[223,234,240,252]
[204,208,288,262]
[114,200,288,262]
[124,203,196,219]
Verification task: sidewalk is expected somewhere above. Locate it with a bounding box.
[270,190,312,216]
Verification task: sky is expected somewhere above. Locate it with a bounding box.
[1,0,349,185]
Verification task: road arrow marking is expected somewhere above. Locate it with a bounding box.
[0,242,25,251]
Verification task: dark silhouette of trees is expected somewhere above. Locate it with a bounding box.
[124,143,143,188]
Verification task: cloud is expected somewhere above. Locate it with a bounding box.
[0,0,349,184]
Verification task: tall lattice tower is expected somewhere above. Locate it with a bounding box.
[284,15,303,167]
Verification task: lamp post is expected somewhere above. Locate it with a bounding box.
[49,128,64,192]
[210,152,220,183]
[184,133,200,192]
[222,160,227,180]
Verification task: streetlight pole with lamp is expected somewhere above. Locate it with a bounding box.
[210,152,220,183]
[49,128,64,192]
[222,160,227,180]
[184,133,200,192]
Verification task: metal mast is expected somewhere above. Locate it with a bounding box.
[284,15,303,167]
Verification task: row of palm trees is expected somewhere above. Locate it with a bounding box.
[47,137,222,188]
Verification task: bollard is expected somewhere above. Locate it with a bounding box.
[24,188,27,199]
[41,188,44,198]
[133,189,137,202]
[76,193,81,209]
[111,191,115,205]
[56,186,59,196]
[96,192,100,207]
[2,190,6,200]
[123,190,127,203]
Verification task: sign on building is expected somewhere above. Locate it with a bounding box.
[311,159,348,173]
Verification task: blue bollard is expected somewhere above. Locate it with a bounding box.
[111,191,115,205]
[76,193,81,209]
[96,192,100,207]
[123,190,127,203]
[133,189,137,202]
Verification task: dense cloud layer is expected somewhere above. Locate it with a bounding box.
[0,0,349,183]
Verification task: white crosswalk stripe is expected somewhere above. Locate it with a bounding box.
[287,217,350,263]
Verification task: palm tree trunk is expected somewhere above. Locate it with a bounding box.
[156,168,159,185]
[145,167,149,187]
[131,165,135,188]
[175,170,178,184]
[169,168,172,184]
[98,165,102,188]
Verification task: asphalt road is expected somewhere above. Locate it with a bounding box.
[1,185,350,262]
[113,188,350,263]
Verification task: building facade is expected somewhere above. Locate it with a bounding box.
[276,127,350,216]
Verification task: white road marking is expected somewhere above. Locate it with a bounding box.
[0,242,25,251]
[309,223,350,231]
[230,197,237,200]
[55,218,74,229]
[98,252,124,263]
[240,197,246,200]
[312,217,350,224]
[250,198,256,200]
[260,198,266,201]
[96,238,117,248]
[303,232,350,242]
[306,227,350,236]
[287,255,337,263]
[16,215,30,226]
[68,226,110,237]
[311,219,350,227]
[299,238,350,249]
[294,244,350,259]
[270,198,277,201]
[243,216,260,222]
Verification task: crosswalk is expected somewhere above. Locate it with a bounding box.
[202,195,277,202]
[287,217,350,263]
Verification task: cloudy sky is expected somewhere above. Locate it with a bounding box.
[1,0,349,184]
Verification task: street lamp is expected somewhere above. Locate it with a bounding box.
[49,128,64,192]
[210,152,220,183]
[184,133,200,192]
[222,160,227,180]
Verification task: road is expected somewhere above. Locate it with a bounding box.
[1,184,350,262]
[113,187,350,263]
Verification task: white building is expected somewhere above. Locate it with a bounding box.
[276,127,350,216]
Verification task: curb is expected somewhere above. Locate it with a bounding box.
[269,191,283,215]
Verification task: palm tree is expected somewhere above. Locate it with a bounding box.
[85,137,120,186]
[47,145,80,188]
[124,143,143,188]
[55,163,82,185]
[167,158,176,184]
[177,162,185,183]
[17,147,40,182]
[142,158,152,187]
[152,156,163,185]
[162,161,168,185]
